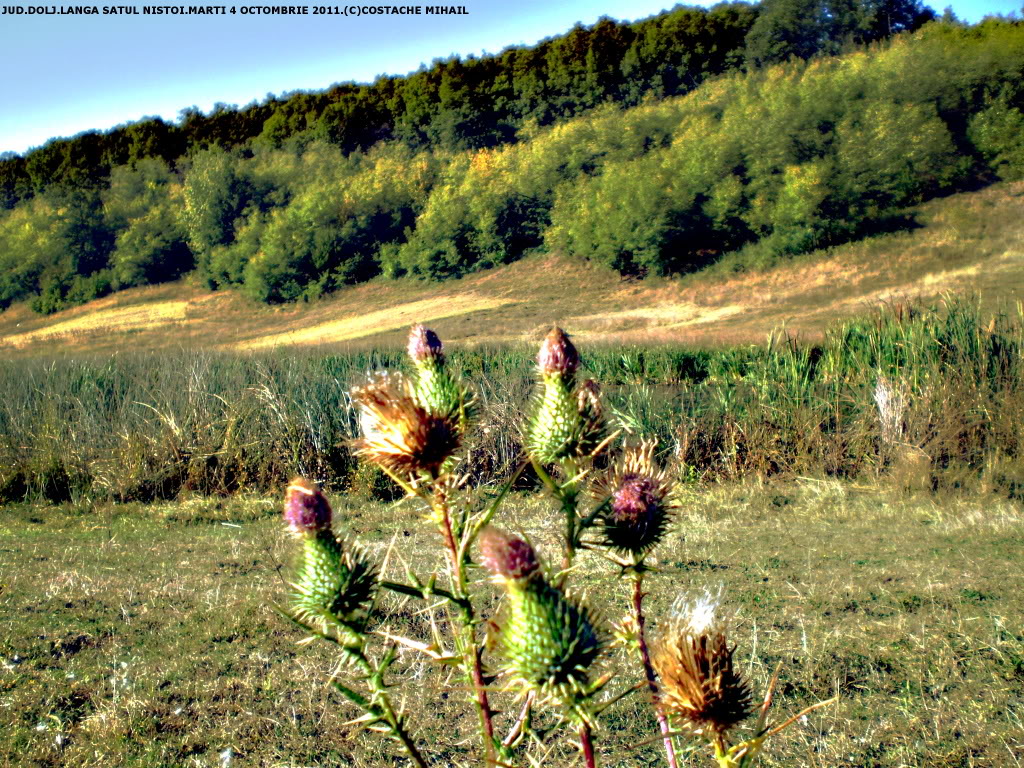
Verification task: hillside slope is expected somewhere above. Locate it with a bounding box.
[0,181,1021,357]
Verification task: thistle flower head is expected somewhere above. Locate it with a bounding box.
[482,527,603,715]
[478,527,539,582]
[592,441,675,555]
[537,327,579,380]
[282,481,377,633]
[352,371,461,478]
[653,587,751,736]
[284,477,332,535]
[407,324,443,365]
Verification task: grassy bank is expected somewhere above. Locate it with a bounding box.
[3,297,1024,504]
[1,484,1021,767]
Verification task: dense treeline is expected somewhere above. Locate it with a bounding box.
[6,2,1023,313]
[0,3,767,207]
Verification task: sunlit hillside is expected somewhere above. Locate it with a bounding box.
[0,180,1021,358]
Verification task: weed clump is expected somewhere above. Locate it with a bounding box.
[276,324,834,767]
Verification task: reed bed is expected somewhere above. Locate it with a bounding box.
[2,297,1022,503]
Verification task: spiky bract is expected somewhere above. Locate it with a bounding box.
[653,589,752,736]
[283,480,377,635]
[352,371,462,478]
[528,371,581,463]
[292,531,378,632]
[480,528,602,714]
[592,441,676,555]
[527,328,607,463]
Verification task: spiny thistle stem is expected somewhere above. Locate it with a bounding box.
[632,572,679,768]
[559,456,581,575]
[579,721,598,768]
[341,645,429,768]
[279,609,426,768]
[530,456,584,578]
[502,690,536,748]
[430,487,496,761]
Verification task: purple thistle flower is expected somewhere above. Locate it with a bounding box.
[284,478,332,535]
[407,324,444,365]
[611,476,660,529]
[478,527,539,581]
[537,327,579,378]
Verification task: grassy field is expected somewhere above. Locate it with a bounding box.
[1,484,1022,767]
[2,182,1023,766]
[0,181,1021,358]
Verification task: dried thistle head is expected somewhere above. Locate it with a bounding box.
[407,323,443,366]
[284,477,332,535]
[538,327,579,381]
[352,372,462,478]
[480,528,602,714]
[283,479,377,632]
[653,588,752,737]
[592,441,675,556]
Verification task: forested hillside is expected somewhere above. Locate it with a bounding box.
[4,0,1023,314]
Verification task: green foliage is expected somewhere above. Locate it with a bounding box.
[4,299,1024,502]
[0,185,115,313]
[549,21,1024,274]
[181,148,252,280]
[969,95,1024,180]
[744,0,935,67]
[105,160,192,287]
[2,14,1024,309]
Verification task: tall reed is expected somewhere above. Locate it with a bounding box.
[3,297,1023,503]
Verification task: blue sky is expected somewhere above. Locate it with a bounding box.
[0,0,1020,155]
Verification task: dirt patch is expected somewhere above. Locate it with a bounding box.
[233,294,521,350]
[1,300,190,347]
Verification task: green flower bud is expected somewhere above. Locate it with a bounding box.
[528,367,581,463]
[479,528,602,709]
[285,480,377,632]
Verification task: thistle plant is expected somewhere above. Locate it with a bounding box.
[591,441,680,768]
[351,325,500,761]
[271,323,834,768]
[280,479,426,768]
[284,478,377,635]
[479,527,605,761]
[654,588,837,768]
[527,327,613,572]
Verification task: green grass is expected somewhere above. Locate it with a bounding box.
[2,484,1022,767]
[4,296,1024,505]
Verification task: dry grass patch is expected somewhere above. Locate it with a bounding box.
[234,294,521,350]
[2,483,1022,766]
